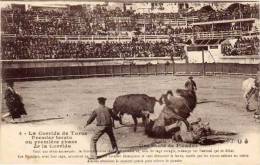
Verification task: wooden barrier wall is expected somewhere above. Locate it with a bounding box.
[2,62,260,81]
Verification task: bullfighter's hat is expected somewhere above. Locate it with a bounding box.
[97,97,107,102]
[188,76,193,79]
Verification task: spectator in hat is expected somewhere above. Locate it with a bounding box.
[85,97,120,159]
[185,76,197,91]
[2,80,27,122]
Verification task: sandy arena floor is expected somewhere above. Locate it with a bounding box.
[1,75,260,162]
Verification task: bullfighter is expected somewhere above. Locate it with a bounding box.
[185,76,197,91]
[85,97,120,159]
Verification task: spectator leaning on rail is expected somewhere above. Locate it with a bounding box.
[85,97,120,159]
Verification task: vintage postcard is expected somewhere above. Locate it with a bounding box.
[0,0,260,164]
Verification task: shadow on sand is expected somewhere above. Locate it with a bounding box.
[113,121,145,129]
[5,117,64,124]
[186,131,237,146]
[97,152,117,159]
[197,100,216,104]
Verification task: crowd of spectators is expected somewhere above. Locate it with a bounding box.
[222,37,259,56]
[1,3,258,36]
[2,36,184,59]
[185,4,259,22]
[1,3,258,60]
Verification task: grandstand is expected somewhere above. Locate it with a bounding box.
[1,1,259,80]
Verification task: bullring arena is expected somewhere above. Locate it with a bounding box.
[1,1,260,164]
[1,75,260,162]
[1,74,260,129]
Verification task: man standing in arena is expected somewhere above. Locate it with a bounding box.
[85,97,120,159]
[185,76,197,91]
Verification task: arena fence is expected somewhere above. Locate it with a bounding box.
[2,60,259,81]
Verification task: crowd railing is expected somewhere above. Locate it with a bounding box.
[195,31,242,40]
[2,30,258,42]
[1,34,170,42]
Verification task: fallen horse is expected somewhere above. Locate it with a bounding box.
[145,115,236,145]
[144,90,236,144]
[144,89,197,138]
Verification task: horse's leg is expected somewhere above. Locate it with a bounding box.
[142,116,145,126]
[143,113,150,127]
[141,111,149,126]
[118,112,123,125]
[165,121,180,132]
[246,98,250,112]
[245,93,256,112]
[244,90,252,112]
[132,115,138,132]
[112,118,115,128]
[112,110,119,127]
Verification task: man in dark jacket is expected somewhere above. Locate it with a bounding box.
[2,80,27,122]
[185,76,197,91]
[85,97,120,159]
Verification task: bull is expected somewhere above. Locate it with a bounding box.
[112,94,162,132]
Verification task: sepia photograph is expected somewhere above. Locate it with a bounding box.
[0,0,259,164]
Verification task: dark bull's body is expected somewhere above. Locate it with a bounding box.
[113,94,159,131]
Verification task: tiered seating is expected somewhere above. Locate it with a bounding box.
[2,36,185,59]
[1,3,259,60]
